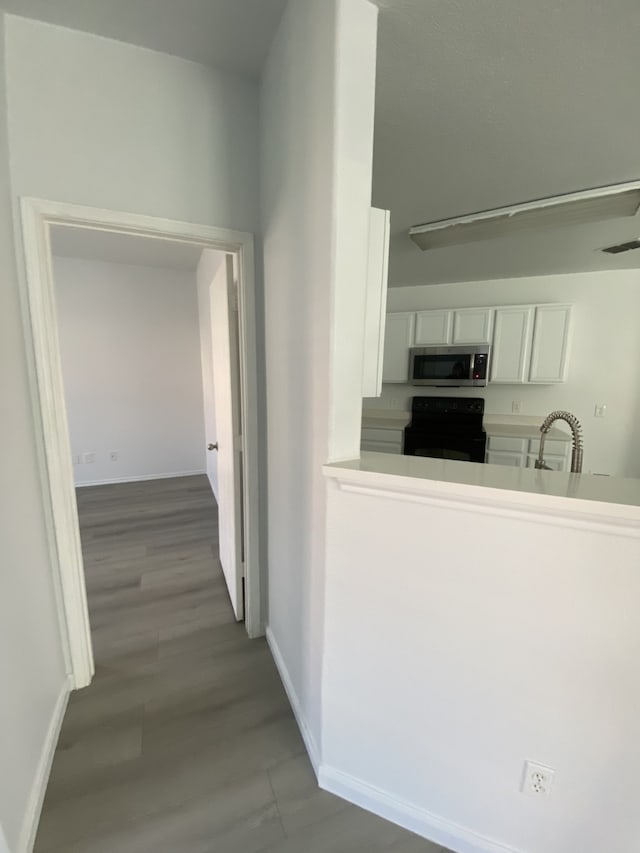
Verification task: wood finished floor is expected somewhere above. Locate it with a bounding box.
[35,475,448,853]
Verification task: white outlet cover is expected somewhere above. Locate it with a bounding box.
[522,760,555,797]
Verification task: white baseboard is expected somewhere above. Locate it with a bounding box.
[75,469,206,487]
[265,632,519,853]
[18,681,71,853]
[318,765,521,853]
[265,627,320,775]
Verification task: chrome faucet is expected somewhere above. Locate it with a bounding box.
[535,410,584,473]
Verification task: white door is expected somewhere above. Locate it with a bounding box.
[210,255,244,620]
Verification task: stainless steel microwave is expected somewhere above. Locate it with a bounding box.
[409,345,490,387]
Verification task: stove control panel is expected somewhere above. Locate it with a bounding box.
[411,396,484,415]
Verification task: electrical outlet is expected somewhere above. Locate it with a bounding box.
[109,451,119,462]
[512,400,522,414]
[594,403,607,418]
[83,452,96,464]
[521,761,554,797]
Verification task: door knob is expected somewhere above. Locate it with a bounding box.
[207,443,218,451]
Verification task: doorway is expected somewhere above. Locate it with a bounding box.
[19,198,262,690]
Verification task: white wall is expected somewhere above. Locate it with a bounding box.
[260,0,378,755]
[5,15,260,230]
[366,270,640,477]
[197,250,225,500]
[54,256,205,486]
[1,17,261,846]
[0,13,68,851]
[322,472,640,853]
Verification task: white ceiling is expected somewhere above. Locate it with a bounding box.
[372,0,640,284]
[50,226,206,272]
[7,0,640,285]
[0,0,287,77]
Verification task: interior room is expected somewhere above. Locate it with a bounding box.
[1,3,639,853]
[361,2,640,480]
[51,227,211,488]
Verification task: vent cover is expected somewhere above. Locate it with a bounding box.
[601,238,640,254]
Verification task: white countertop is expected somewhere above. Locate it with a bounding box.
[361,409,411,429]
[483,415,571,441]
[325,452,640,517]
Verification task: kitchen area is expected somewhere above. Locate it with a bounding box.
[361,271,640,481]
[322,7,640,853]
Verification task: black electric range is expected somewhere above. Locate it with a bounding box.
[403,396,486,463]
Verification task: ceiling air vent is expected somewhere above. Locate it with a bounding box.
[601,238,640,254]
[409,181,640,251]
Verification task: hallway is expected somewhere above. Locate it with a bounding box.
[35,476,445,852]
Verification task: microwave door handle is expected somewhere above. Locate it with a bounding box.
[470,353,475,378]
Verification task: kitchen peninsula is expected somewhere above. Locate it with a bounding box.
[362,408,574,469]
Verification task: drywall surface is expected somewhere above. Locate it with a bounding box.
[260,0,336,755]
[367,269,640,477]
[322,471,640,853]
[0,13,67,850]
[0,822,9,853]
[0,15,260,848]
[4,15,260,231]
[328,0,378,460]
[54,256,205,485]
[197,250,224,500]
[260,0,378,753]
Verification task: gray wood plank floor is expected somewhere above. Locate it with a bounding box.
[35,475,448,853]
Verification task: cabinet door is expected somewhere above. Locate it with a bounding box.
[361,440,403,455]
[414,310,452,345]
[382,313,415,383]
[453,308,493,344]
[526,454,566,472]
[486,450,525,467]
[362,208,390,397]
[528,305,572,383]
[490,306,534,384]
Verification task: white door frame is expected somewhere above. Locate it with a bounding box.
[19,197,263,689]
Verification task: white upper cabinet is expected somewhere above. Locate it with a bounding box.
[528,304,572,383]
[380,301,572,386]
[362,208,391,397]
[414,310,452,345]
[382,312,415,383]
[490,306,534,383]
[452,308,493,344]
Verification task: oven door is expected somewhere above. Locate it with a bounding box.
[403,429,487,463]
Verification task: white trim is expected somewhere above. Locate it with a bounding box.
[266,627,320,775]
[323,459,640,537]
[75,470,207,488]
[18,197,263,691]
[335,480,640,539]
[17,681,71,853]
[318,765,522,853]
